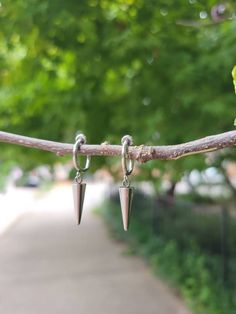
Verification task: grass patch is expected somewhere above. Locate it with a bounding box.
[99,191,236,314]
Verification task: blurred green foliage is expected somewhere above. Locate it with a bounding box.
[102,191,236,314]
[232,66,236,94]
[0,0,236,178]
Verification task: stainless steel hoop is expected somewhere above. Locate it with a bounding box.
[121,135,134,176]
[73,133,91,173]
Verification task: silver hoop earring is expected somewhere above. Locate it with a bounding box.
[72,133,91,225]
[119,135,134,231]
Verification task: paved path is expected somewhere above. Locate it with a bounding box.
[0,184,191,314]
[0,186,36,235]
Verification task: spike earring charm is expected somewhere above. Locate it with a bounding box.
[72,133,91,225]
[119,135,134,231]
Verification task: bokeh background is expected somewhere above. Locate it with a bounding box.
[0,1,236,314]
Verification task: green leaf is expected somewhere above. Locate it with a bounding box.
[234,118,236,127]
[232,66,236,94]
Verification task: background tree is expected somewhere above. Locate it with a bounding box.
[0,0,236,191]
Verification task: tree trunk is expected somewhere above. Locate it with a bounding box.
[166,180,177,206]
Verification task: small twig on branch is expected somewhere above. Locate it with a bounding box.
[0,130,235,163]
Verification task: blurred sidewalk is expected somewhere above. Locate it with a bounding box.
[0,183,190,314]
[0,186,36,235]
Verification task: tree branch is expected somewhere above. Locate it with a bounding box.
[0,130,235,163]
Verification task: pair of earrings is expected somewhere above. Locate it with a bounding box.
[72,133,134,231]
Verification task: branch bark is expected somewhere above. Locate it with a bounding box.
[0,130,235,163]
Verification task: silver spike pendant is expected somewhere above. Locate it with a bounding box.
[119,134,135,231]
[72,132,91,225]
[119,186,134,231]
[72,181,86,225]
